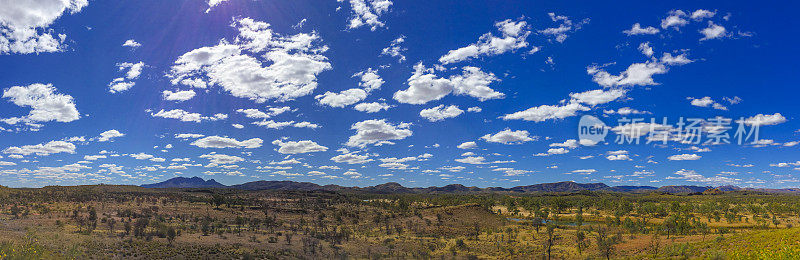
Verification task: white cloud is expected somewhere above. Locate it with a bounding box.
[467,106,482,113]
[740,113,787,126]
[587,62,667,88]
[455,156,489,164]
[150,109,227,123]
[205,0,230,13]
[419,105,464,122]
[162,90,196,102]
[569,88,627,106]
[169,18,331,103]
[700,21,727,41]
[381,36,406,62]
[252,120,319,129]
[481,129,535,144]
[668,153,702,161]
[175,133,204,139]
[439,19,530,64]
[199,153,244,165]
[638,42,653,57]
[331,151,373,164]
[0,0,88,54]
[691,9,716,20]
[3,140,76,156]
[272,139,328,154]
[354,68,384,92]
[457,141,477,149]
[623,23,659,35]
[236,107,291,119]
[346,119,412,147]
[539,13,588,43]
[572,169,596,174]
[346,0,393,31]
[546,148,569,155]
[394,63,502,104]
[660,52,693,65]
[688,96,727,110]
[668,169,738,184]
[354,102,392,113]
[97,130,124,142]
[550,139,579,149]
[232,123,244,129]
[603,107,650,115]
[108,62,145,93]
[501,102,589,122]
[1,83,80,125]
[605,150,631,161]
[122,39,141,48]
[191,136,263,149]
[606,154,631,161]
[316,88,368,107]
[661,10,688,29]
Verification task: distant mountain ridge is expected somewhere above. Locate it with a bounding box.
[139,177,800,194]
[140,177,225,188]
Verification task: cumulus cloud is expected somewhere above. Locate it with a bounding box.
[1,83,80,126]
[606,150,631,161]
[688,96,727,110]
[394,63,502,104]
[108,62,145,93]
[175,133,204,139]
[501,102,588,122]
[623,23,659,35]
[97,130,124,142]
[252,120,319,129]
[439,19,530,64]
[691,9,716,20]
[345,0,392,31]
[3,140,76,156]
[587,62,667,88]
[539,13,589,43]
[199,153,244,165]
[569,88,627,106]
[699,21,727,41]
[667,169,738,184]
[150,109,227,123]
[354,68,384,92]
[661,10,689,29]
[272,139,328,154]
[381,36,406,62]
[205,0,230,13]
[191,136,263,149]
[668,153,701,161]
[740,113,787,126]
[0,0,88,54]
[419,105,464,122]
[168,18,331,102]
[331,151,373,164]
[550,139,579,149]
[354,102,392,113]
[481,129,535,144]
[162,89,196,102]
[122,39,141,48]
[603,107,650,115]
[457,141,477,149]
[316,88,368,107]
[346,119,412,147]
[660,53,693,65]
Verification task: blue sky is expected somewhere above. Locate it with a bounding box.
[1,0,799,188]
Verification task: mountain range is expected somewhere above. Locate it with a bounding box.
[139,177,800,194]
[141,177,226,189]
